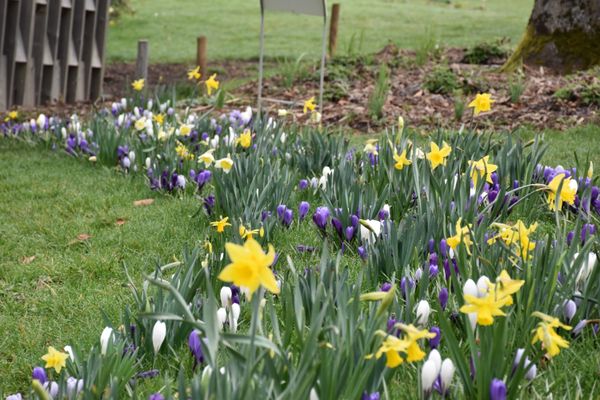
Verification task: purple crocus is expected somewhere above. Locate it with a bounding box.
[345,226,355,241]
[32,367,47,384]
[361,392,380,400]
[331,217,344,239]
[439,287,449,310]
[277,204,287,219]
[149,393,165,400]
[203,195,215,214]
[188,330,204,368]
[489,379,507,400]
[429,326,441,348]
[299,201,310,221]
[312,206,330,230]
[282,209,293,227]
[381,282,393,292]
[358,246,367,260]
[298,179,309,190]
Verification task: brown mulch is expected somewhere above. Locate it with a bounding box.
[9,46,600,133]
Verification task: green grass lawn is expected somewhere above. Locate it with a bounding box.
[2,124,600,392]
[107,0,533,63]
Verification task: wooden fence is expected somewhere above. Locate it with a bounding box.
[0,0,110,111]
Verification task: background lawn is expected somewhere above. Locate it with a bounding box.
[107,0,533,62]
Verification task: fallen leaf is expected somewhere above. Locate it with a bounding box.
[134,199,154,207]
[20,256,36,265]
[116,218,126,226]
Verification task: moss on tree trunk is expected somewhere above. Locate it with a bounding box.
[502,0,600,73]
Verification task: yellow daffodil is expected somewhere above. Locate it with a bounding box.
[205,73,219,95]
[180,124,193,137]
[369,333,409,368]
[459,293,506,326]
[446,218,472,255]
[468,93,494,115]
[239,225,260,240]
[218,237,279,296]
[531,312,572,357]
[41,346,69,373]
[426,142,452,170]
[175,142,194,160]
[469,155,498,185]
[131,79,145,91]
[547,173,577,211]
[215,154,234,173]
[134,118,147,131]
[198,149,215,166]
[303,97,316,114]
[203,240,213,254]
[188,66,201,81]
[364,139,378,156]
[489,220,537,259]
[153,114,165,125]
[393,149,412,170]
[490,269,525,306]
[237,129,252,148]
[396,323,437,362]
[8,111,18,120]
[210,216,231,233]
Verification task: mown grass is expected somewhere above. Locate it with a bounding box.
[107,0,533,63]
[2,123,600,394]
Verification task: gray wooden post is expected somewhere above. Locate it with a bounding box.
[136,40,149,81]
[0,0,7,110]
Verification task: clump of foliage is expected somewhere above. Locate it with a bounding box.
[508,74,525,103]
[423,66,460,94]
[463,40,509,64]
[368,64,390,120]
[554,78,600,106]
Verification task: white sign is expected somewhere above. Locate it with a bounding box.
[261,0,326,17]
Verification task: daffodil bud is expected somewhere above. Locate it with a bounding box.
[398,116,405,133]
[421,359,438,394]
[152,321,166,354]
[440,358,455,393]
[278,109,288,117]
[220,286,232,308]
[588,161,593,178]
[100,327,113,356]
[416,300,431,326]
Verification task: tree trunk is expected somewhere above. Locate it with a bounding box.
[502,0,600,73]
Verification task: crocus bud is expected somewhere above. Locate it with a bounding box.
[439,287,449,310]
[43,382,59,399]
[563,299,577,322]
[299,201,310,221]
[440,358,455,393]
[100,327,113,356]
[217,308,227,330]
[572,319,588,336]
[66,377,84,398]
[414,267,423,281]
[416,300,431,326]
[32,367,47,384]
[489,379,507,400]
[429,326,441,348]
[477,276,490,296]
[525,363,537,381]
[358,246,367,260]
[220,286,232,308]
[6,394,22,400]
[188,330,204,366]
[231,303,241,333]
[148,393,165,400]
[463,279,478,297]
[421,360,438,394]
[427,349,442,376]
[152,321,167,354]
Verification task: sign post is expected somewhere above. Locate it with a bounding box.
[258,0,327,115]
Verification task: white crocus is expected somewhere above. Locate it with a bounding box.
[421,359,438,394]
[574,252,597,288]
[152,321,167,354]
[476,276,490,296]
[100,327,113,356]
[427,349,442,376]
[415,300,431,326]
[231,303,241,333]
[217,307,228,330]
[360,219,382,245]
[440,358,455,392]
[220,286,232,308]
[63,345,75,361]
[463,279,479,297]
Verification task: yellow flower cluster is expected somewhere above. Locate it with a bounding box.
[488,220,538,259]
[368,324,436,368]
